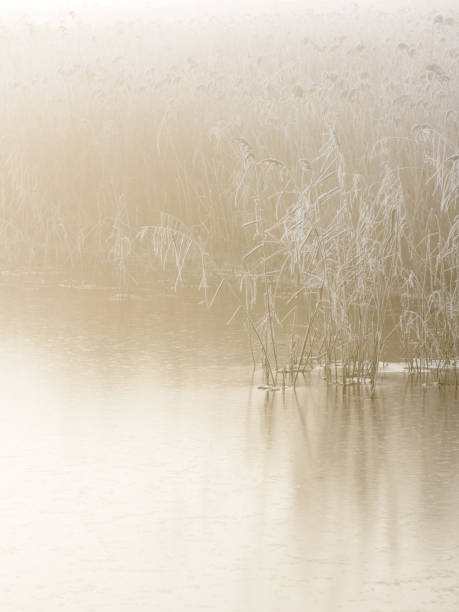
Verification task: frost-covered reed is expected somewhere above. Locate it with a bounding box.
[0,7,457,386]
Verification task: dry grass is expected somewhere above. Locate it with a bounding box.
[0,7,457,387]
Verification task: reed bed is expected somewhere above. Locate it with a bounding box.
[0,7,457,388]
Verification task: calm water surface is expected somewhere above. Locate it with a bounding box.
[0,281,458,611]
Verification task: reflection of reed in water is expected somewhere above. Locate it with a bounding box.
[245,379,459,608]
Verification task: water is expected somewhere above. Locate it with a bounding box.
[0,280,458,611]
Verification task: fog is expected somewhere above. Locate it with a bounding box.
[0,0,458,609]
[2,0,458,24]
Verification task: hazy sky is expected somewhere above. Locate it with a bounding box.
[0,0,454,19]
[1,0,455,23]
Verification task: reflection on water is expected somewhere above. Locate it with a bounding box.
[0,282,458,611]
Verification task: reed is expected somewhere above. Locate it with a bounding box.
[0,7,457,385]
